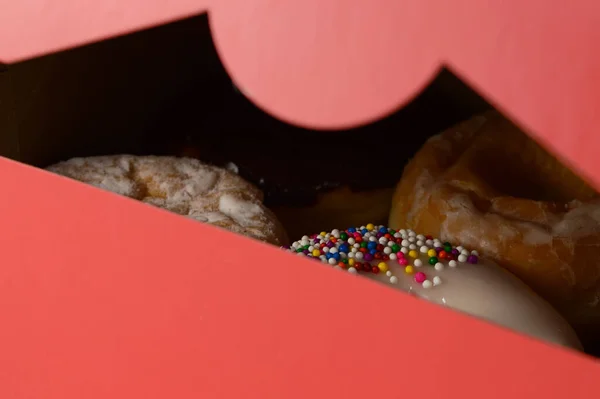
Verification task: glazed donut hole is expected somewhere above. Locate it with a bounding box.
[3,13,599,355]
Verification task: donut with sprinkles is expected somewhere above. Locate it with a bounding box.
[283,224,582,351]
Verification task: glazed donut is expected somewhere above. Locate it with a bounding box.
[285,225,581,349]
[46,155,288,245]
[388,111,600,345]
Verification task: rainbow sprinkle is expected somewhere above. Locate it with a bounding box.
[283,225,479,288]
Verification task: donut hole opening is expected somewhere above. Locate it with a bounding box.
[1,13,599,356]
[473,155,562,202]
[468,143,593,204]
[461,116,598,204]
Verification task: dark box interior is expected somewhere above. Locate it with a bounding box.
[0,14,492,239]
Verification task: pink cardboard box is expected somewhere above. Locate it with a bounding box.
[0,1,599,398]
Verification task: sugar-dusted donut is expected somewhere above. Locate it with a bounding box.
[285,225,582,350]
[46,155,288,245]
[388,111,600,345]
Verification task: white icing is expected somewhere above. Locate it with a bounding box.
[291,228,582,350]
[362,254,582,350]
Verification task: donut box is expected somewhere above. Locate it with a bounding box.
[1,1,599,398]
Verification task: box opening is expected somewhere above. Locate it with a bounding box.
[0,14,495,233]
[2,13,599,356]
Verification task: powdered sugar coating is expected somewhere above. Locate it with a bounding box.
[47,155,288,245]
